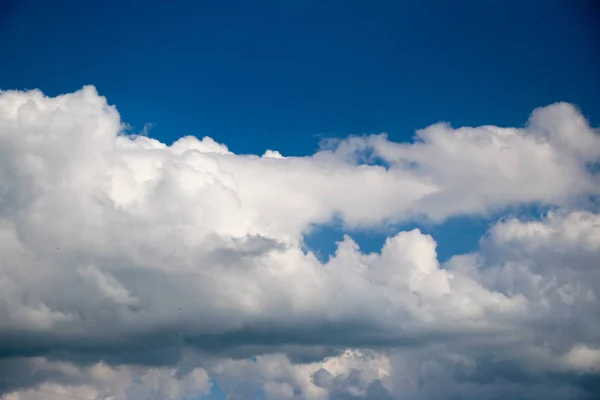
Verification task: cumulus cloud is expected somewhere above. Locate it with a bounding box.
[0,86,598,399]
[319,103,600,221]
[0,357,211,400]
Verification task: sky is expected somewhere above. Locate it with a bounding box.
[0,1,599,400]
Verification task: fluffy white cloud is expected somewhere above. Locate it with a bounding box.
[0,357,211,400]
[0,86,598,399]
[320,102,600,220]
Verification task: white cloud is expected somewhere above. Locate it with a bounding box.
[0,358,211,400]
[77,265,140,307]
[321,103,600,220]
[0,86,598,399]
[564,345,600,372]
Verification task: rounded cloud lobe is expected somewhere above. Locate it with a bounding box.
[0,86,599,399]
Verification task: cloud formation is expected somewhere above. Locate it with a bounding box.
[0,86,598,399]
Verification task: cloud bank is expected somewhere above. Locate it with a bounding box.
[0,86,599,399]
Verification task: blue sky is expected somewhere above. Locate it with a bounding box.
[1,1,599,399]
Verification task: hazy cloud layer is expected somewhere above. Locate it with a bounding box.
[0,86,598,399]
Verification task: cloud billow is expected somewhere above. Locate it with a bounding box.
[0,86,599,399]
